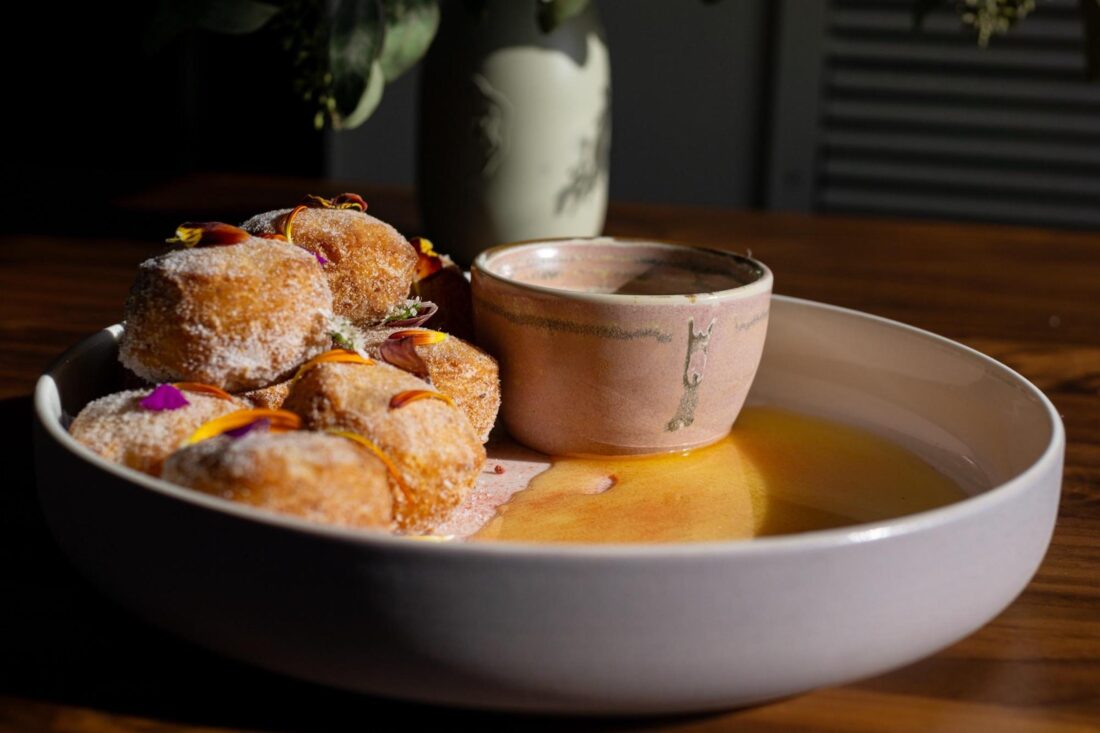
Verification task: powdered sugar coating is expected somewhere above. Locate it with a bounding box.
[241,207,417,323]
[282,361,485,533]
[118,238,334,391]
[163,432,393,530]
[362,328,500,442]
[69,388,246,476]
[237,379,292,409]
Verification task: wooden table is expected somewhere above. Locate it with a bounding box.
[2,174,1097,732]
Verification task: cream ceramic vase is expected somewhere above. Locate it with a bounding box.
[417,0,611,265]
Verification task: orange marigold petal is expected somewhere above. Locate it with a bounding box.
[389,390,454,409]
[326,429,411,502]
[305,194,335,208]
[302,193,366,211]
[410,237,444,281]
[279,205,308,244]
[167,222,251,247]
[173,382,236,402]
[292,349,374,383]
[387,328,448,346]
[183,409,301,445]
[333,193,367,211]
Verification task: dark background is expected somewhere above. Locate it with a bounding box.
[5,0,1100,232]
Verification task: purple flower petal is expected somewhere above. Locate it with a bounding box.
[225,418,271,438]
[140,384,190,411]
[379,337,431,381]
[315,252,330,265]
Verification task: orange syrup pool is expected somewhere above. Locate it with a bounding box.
[470,407,968,544]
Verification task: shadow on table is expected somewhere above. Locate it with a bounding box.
[1,395,724,732]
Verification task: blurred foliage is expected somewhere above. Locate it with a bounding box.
[146,0,1100,132]
[915,0,1100,77]
[146,0,598,130]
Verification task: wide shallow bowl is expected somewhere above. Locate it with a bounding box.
[33,297,1063,715]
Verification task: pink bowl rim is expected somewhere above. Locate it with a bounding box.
[472,237,773,305]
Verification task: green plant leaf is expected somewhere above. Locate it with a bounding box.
[1084,0,1100,80]
[536,0,590,34]
[335,60,387,129]
[329,0,386,126]
[379,0,441,81]
[144,0,280,53]
[196,0,280,33]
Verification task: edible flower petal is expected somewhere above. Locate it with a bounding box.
[279,205,308,244]
[302,193,368,212]
[383,300,438,328]
[379,337,430,381]
[140,384,190,411]
[314,251,330,265]
[166,222,251,247]
[410,236,443,281]
[326,428,410,500]
[292,349,375,383]
[305,194,334,208]
[173,382,235,402]
[388,328,448,345]
[389,390,454,409]
[332,193,368,211]
[379,329,447,381]
[183,409,301,445]
[327,316,369,357]
[224,417,271,438]
[414,237,438,258]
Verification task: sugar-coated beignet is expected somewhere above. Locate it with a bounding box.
[363,328,500,442]
[163,432,393,530]
[237,379,292,409]
[119,238,333,392]
[69,387,245,476]
[282,361,485,533]
[242,206,416,323]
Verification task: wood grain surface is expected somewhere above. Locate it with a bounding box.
[2,173,1097,732]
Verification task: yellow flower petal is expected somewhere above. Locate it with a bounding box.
[292,349,375,383]
[326,429,411,501]
[183,409,301,445]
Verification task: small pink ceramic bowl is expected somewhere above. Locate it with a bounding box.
[471,237,773,456]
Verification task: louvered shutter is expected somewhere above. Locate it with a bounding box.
[767,0,1100,229]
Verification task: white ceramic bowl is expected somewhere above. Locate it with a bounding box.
[32,297,1063,714]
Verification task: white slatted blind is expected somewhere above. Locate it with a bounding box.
[769,0,1100,228]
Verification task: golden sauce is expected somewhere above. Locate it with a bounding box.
[471,407,968,544]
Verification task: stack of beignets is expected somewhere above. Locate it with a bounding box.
[163,432,394,530]
[70,386,245,477]
[119,235,333,392]
[241,203,417,323]
[361,327,500,442]
[70,197,500,536]
[284,361,485,532]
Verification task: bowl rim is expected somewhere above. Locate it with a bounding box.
[35,296,1063,561]
[472,237,774,305]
